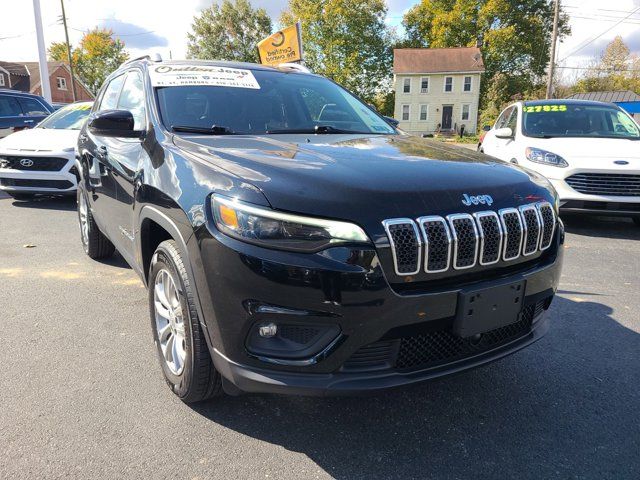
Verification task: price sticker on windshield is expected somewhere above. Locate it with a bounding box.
[523,105,567,113]
[149,65,261,89]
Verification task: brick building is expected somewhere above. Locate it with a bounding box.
[0,61,93,104]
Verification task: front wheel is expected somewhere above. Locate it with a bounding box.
[77,186,115,259]
[149,240,223,403]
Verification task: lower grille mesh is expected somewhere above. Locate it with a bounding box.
[385,222,420,274]
[343,299,548,373]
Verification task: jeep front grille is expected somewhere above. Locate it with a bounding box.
[383,202,555,276]
[382,219,421,276]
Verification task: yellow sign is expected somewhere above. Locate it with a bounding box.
[257,23,303,66]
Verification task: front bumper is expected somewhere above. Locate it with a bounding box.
[190,219,565,396]
[0,151,77,194]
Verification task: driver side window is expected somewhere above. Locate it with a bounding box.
[495,106,513,129]
[117,70,146,130]
[98,74,125,111]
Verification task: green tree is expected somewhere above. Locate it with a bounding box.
[402,0,570,123]
[572,37,640,94]
[187,0,272,63]
[49,28,129,94]
[280,0,393,102]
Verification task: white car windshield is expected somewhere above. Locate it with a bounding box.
[155,69,396,135]
[522,103,640,139]
[38,103,92,130]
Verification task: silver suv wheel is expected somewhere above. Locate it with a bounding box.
[153,268,187,375]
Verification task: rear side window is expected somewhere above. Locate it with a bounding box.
[99,74,125,111]
[18,97,49,116]
[117,71,146,130]
[0,96,22,117]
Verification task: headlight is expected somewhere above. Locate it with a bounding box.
[211,194,370,252]
[525,147,568,167]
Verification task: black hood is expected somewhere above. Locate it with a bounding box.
[173,133,554,231]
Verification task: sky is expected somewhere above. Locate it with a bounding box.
[1,0,640,82]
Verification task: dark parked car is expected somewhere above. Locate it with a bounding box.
[76,57,564,402]
[0,89,54,138]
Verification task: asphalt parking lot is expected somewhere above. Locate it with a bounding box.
[1,192,639,480]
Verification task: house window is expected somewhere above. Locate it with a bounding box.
[403,78,411,93]
[462,104,470,121]
[463,76,472,92]
[419,104,428,121]
[420,77,429,93]
[56,77,67,90]
[401,104,410,121]
[0,75,5,87]
[444,76,453,92]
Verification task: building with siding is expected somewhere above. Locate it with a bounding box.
[393,47,484,135]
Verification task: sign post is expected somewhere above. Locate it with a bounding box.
[257,22,303,66]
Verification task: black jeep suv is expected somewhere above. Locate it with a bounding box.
[76,58,564,402]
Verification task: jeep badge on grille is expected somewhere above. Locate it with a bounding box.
[462,193,493,206]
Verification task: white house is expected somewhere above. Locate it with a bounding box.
[393,47,485,135]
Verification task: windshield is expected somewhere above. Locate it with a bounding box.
[154,68,395,135]
[522,103,640,139]
[38,103,92,130]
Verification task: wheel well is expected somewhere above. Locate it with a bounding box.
[140,218,173,281]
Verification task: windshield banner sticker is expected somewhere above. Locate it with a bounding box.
[149,65,260,89]
[523,105,567,113]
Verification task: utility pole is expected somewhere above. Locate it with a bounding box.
[33,0,52,103]
[546,0,560,99]
[60,0,77,101]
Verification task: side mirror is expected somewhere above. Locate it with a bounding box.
[384,116,399,127]
[494,127,513,139]
[88,110,142,138]
[482,125,491,132]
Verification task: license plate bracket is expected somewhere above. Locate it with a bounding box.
[453,278,526,338]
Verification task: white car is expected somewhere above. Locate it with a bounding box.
[0,101,92,200]
[481,100,640,226]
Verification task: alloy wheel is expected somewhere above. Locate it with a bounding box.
[153,269,187,375]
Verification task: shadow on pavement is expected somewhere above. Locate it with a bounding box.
[192,295,639,479]
[8,195,77,212]
[561,213,640,240]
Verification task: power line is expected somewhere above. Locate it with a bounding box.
[559,6,640,61]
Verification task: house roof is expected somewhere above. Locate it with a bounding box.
[0,61,29,76]
[393,47,485,74]
[568,91,640,103]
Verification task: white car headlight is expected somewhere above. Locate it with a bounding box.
[525,147,568,167]
[212,194,370,252]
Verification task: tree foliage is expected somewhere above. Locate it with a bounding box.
[280,0,393,103]
[402,0,570,122]
[572,36,640,93]
[187,0,272,63]
[49,28,129,94]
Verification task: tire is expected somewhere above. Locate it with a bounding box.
[149,240,223,403]
[633,216,640,227]
[8,192,36,201]
[77,185,115,259]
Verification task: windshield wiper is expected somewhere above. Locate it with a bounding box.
[266,125,373,135]
[172,125,236,135]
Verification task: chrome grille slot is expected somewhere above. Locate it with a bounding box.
[417,216,451,273]
[474,211,502,265]
[520,205,541,256]
[536,202,555,250]
[499,208,523,261]
[382,219,421,276]
[447,214,478,270]
[565,173,640,197]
